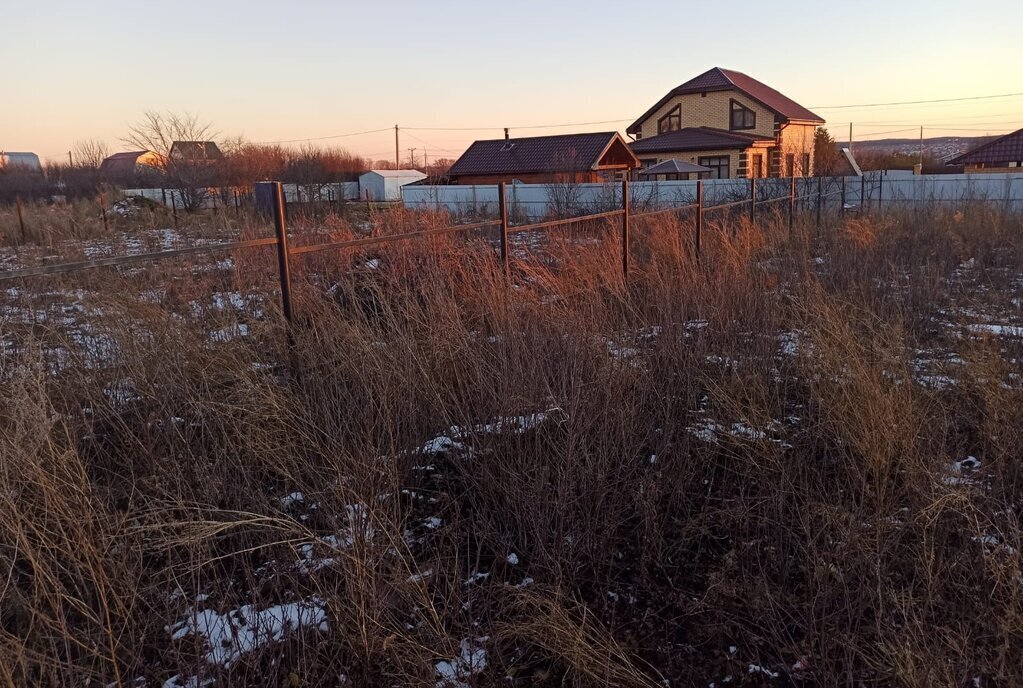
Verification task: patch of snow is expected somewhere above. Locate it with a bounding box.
[967,323,1023,338]
[506,553,519,566]
[747,664,779,680]
[166,597,328,668]
[436,637,488,688]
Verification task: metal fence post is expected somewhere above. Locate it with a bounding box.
[878,172,884,214]
[860,175,867,216]
[15,196,26,243]
[750,177,756,223]
[621,178,630,282]
[265,181,294,324]
[788,176,796,232]
[841,176,847,218]
[695,179,703,261]
[498,181,509,276]
[816,176,822,229]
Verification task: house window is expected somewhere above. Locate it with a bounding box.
[730,99,756,131]
[640,159,658,169]
[658,105,681,134]
[785,153,795,177]
[698,156,730,179]
[752,154,764,178]
[802,153,811,177]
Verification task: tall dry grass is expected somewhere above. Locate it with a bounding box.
[1,201,1022,686]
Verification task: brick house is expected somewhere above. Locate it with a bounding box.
[627,67,824,179]
[447,132,639,185]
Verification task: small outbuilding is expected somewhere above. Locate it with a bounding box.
[359,169,427,201]
[446,131,640,185]
[100,151,163,178]
[0,151,43,173]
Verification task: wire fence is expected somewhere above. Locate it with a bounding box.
[0,176,1004,325]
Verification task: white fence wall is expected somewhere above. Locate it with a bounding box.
[403,173,1023,218]
[123,182,361,209]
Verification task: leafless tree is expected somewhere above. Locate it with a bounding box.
[71,139,109,169]
[123,111,221,211]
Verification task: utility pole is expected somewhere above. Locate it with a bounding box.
[407,148,417,168]
[394,124,399,169]
[919,126,924,168]
[68,151,73,168]
[848,123,853,156]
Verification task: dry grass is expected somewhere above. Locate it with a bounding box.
[1,201,1022,686]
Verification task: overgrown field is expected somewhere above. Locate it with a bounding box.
[2,203,1023,687]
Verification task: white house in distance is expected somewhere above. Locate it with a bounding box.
[0,151,43,173]
[359,169,426,201]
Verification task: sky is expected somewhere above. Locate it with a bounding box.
[3,0,1022,166]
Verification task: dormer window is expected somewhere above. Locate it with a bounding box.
[657,105,681,134]
[730,99,756,130]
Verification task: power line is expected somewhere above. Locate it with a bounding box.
[404,118,632,132]
[251,127,392,145]
[811,91,1023,110]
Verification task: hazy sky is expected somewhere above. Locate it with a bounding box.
[4,0,1021,165]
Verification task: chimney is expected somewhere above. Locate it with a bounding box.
[504,128,509,140]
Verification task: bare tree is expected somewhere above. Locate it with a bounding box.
[123,111,221,211]
[71,139,109,169]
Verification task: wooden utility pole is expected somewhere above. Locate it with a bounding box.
[68,151,73,168]
[394,125,399,169]
[919,126,924,168]
[849,123,853,156]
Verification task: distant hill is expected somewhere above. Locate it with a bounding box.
[842,135,998,162]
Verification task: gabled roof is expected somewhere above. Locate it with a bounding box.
[948,128,1023,165]
[361,169,427,179]
[640,159,712,175]
[170,141,223,161]
[629,127,772,154]
[627,67,825,134]
[448,132,637,177]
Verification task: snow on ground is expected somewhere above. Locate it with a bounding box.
[435,637,488,688]
[166,597,329,668]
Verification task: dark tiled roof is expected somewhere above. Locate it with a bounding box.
[170,141,223,161]
[448,132,630,177]
[627,67,824,134]
[948,128,1023,165]
[630,127,771,154]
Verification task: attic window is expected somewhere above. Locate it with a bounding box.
[730,99,756,130]
[500,142,515,152]
[657,105,681,134]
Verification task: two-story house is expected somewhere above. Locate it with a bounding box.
[627,68,824,179]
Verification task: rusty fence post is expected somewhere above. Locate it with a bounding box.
[860,175,867,216]
[816,175,822,229]
[171,191,179,228]
[99,191,109,233]
[841,176,847,219]
[788,175,796,233]
[263,181,294,324]
[750,177,756,223]
[621,178,630,282]
[878,172,884,214]
[498,181,509,276]
[15,196,26,243]
[695,179,703,262]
